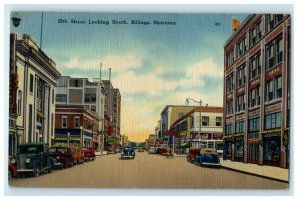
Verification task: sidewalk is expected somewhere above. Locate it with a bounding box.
[220,158,289,182]
[95,151,108,156]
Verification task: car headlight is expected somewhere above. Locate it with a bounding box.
[57,156,60,160]
[25,158,31,163]
[121,152,124,155]
[131,152,134,155]
[10,159,16,164]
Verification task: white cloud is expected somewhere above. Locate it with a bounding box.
[186,58,223,78]
[63,54,142,73]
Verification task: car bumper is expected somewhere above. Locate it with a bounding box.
[121,155,134,159]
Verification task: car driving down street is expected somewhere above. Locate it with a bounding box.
[120,147,135,159]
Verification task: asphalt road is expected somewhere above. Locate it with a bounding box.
[8,152,288,189]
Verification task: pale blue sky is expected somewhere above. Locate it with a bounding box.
[11,12,246,141]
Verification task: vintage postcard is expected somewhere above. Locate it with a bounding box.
[7,10,291,193]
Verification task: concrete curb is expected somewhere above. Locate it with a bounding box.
[221,165,289,183]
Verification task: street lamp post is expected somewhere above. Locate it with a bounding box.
[186,98,202,148]
[80,126,83,147]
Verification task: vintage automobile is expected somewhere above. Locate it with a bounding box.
[80,146,96,161]
[195,148,221,167]
[10,142,52,177]
[156,147,167,155]
[8,162,17,180]
[137,147,144,152]
[148,146,158,154]
[120,147,135,159]
[187,148,201,163]
[70,146,85,165]
[48,147,74,169]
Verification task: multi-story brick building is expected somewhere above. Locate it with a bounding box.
[9,34,61,156]
[55,76,106,150]
[54,105,99,147]
[102,80,121,143]
[170,107,224,155]
[223,14,291,168]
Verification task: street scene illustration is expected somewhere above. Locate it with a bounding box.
[7,12,290,189]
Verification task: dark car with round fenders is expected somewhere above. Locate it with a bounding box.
[10,142,52,177]
[195,148,220,168]
[49,147,74,169]
[120,147,135,159]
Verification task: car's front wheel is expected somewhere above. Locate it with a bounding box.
[33,168,40,177]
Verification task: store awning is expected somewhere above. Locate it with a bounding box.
[180,143,189,148]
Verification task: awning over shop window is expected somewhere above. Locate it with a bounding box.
[180,143,189,148]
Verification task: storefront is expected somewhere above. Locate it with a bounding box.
[247,132,259,164]
[223,139,233,160]
[263,135,280,167]
[234,136,244,162]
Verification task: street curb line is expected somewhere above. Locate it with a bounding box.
[221,165,289,183]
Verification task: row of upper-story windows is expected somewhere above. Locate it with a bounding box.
[225,111,281,135]
[226,14,284,69]
[226,75,282,116]
[226,35,283,94]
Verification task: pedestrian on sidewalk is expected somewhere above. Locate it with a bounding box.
[166,146,170,159]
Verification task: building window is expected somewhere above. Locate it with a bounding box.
[28,104,33,142]
[226,100,233,115]
[267,37,283,69]
[250,53,261,80]
[85,94,90,103]
[91,94,96,102]
[51,113,54,137]
[191,116,194,127]
[225,124,232,136]
[62,116,67,128]
[216,117,222,126]
[17,90,22,115]
[236,64,246,88]
[226,73,234,93]
[236,36,247,58]
[202,116,209,126]
[74,117,80,128]
[56,94,67,102]
[75,80,79,87]
[250,20,262,47]
[29,74,34,93]
[91,105,96,112]
[265,112,281,130]
[276,38,283,64]
[267,14,283,32]
[266,76,282,102]
[249,86,261,108]
[236,94,245,112]
[249,117,260,132]
[236,121,244,134]
[226,48,235,68]
[52,89,55,104]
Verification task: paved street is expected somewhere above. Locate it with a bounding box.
[8,152,288,189]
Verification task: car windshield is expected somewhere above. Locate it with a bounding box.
[80,147,88,151]
[124,148,132,151]
[48,148,57,153]
[70,148,76,153]
[19,146,38,154]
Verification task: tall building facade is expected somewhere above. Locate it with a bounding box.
[223,14,290,168]
[55,76,106,149]
[9,34,61,156]
[170,107,223,154]
[102,80,121,143]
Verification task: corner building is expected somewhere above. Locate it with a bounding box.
[223,14,290,168]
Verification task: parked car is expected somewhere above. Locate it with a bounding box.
[138,147,144,152]
[187,148,201,163]
[70,146,84,165]
[148,146,158,154]
[49,147,74,169]
[195,148,220,168]
[120,147,135,159]
[80,147,96,161]
[8,162,17,180]
[156,147,167,155]
[10,142,52,177]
